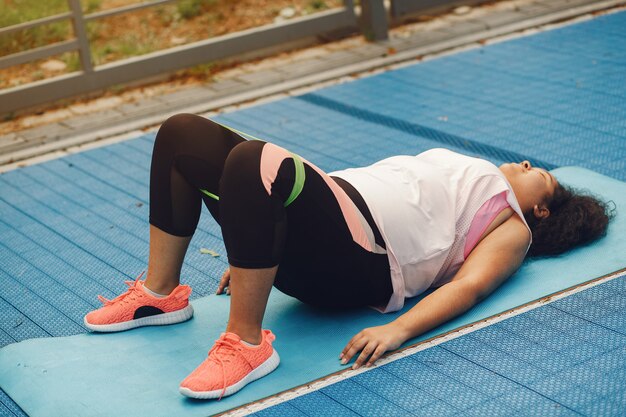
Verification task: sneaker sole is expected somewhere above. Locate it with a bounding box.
[84,304,194,332]
[179,349,280,399]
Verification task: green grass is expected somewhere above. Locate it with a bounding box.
[306,0,329,12]
[93,42,143,66]
[0,0,123,74]
[0,0,106,57]
[0,0,70,57]
[0,0,68,27]
[1,0,342,87]
[0,0,214,59]
[84,0,102,13]
[177,0,217,20]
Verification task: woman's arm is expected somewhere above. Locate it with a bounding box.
[340,214,531,369]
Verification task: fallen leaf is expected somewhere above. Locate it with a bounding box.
[200,248,220,257]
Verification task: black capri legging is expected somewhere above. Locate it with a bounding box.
[149,114,392,308]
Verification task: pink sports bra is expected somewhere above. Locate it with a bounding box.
[463,191,510,258]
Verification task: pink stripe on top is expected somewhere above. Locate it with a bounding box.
[259,143,291,195]
[463,191,510,258]
[260,143,373,252]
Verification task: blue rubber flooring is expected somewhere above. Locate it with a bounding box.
[252,274,626,417]
[1,9,625,417]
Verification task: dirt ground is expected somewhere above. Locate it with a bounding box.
[1,0,343,90]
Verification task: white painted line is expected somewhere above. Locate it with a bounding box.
[0,130,145,173]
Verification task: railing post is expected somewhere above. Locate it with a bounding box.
[342,0,356,20]
[359,0,388,41]
[67,0,94,73]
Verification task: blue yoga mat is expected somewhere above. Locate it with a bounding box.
[0,167,623,417]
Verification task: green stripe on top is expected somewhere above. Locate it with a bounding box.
[217,121,266,142]
[199,189,220,201]
[285,152,305,207]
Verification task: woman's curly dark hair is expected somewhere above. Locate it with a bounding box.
[525,184,615,257]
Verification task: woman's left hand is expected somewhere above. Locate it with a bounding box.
[340,323,406,369]
[216,268,231,295]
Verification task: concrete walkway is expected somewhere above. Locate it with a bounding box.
[0,0,623,170]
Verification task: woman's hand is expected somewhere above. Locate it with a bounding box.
[340,323,407,369]
[216,268,231,295]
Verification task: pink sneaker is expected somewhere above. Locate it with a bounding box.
[179,330,280,399]
[84,274,193,332]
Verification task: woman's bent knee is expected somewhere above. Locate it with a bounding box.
[156,114,207,146]
[154,113,243,157]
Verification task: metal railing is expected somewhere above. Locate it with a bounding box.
[0,0,486,115]
[0,0,358,114]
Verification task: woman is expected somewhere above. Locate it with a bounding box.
[84,113,611,400]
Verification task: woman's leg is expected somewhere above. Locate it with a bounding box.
[226,265,278,345]
[216,140,287,344]
[145,225,192,294]
[145,113,245,294]
[146,115,389,333]
[85,113,247,332]
[179,138,289,399]
[216,140,392,341]
[179,134,393,399]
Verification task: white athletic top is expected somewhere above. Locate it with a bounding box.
[329,148,532,313]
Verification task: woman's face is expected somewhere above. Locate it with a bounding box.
[499,161,558,218]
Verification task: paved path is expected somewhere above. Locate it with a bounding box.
[0,0,623,169]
